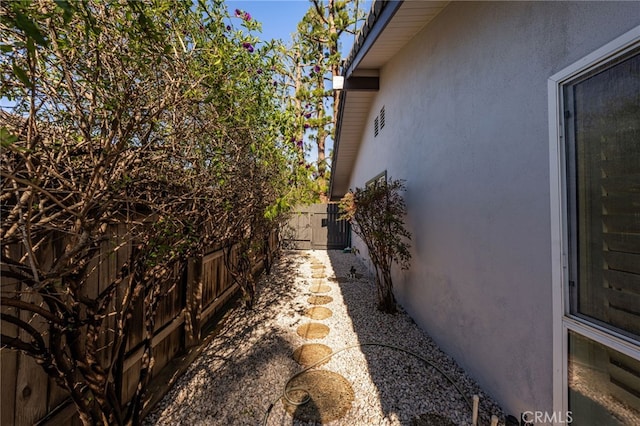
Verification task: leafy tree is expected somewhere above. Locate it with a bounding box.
[285,0,364,200]
[340,179,412,313]
[0,0,302,424]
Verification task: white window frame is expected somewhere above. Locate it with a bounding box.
[366,170,387,188]
[548,25,640,421]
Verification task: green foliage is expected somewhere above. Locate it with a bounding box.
[283,0,365,200]
[0,0,307,424]
[0,127,18,147]
[340,178,412,313]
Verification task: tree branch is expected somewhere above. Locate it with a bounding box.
[0,297,65,325]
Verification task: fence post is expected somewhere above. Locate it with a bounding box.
[184,255,203,348]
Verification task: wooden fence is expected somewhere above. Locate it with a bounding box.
[0,227,278,426]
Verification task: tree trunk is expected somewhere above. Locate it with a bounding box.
[376,270,397,313]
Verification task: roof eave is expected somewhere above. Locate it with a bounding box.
[330,1,450,200]
[343,0,404,79]
[329,1,402,200]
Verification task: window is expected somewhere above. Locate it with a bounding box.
[550,26,640,423]
[366,170,386,188]
[564,48,640,340]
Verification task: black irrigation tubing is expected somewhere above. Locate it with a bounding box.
[263,342,474,426]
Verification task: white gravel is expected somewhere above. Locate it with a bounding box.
[144,250,506,426]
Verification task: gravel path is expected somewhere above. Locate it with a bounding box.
[144,250,505,426]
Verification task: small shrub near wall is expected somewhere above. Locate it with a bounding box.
[339,179,412,313]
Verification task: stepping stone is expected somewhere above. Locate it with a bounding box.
[307,295,333,305]
[292,343,332,367]
[312,273,326,279]
[297,322,330,339]
[304,307,333,320]
[309,284,331,293]
[413,413,457,426]
[282,370,354,423]
[310,264,325,270]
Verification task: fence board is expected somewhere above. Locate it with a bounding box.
[202,250,223,306]
[47,378,69,419]
[15,291,49,425]
[200,283,239,326]
[1,348,18,425]
[122,358,142,406]
[126,293,145,353]
[152,325,183,375]
[154,263,185,332]
[16,237,53,424]
[185,257,203,347]
[1,243,20,426]
[98,236,117,369]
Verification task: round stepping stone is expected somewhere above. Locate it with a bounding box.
[304,306,333,320]
[310,264,325,270]
[312,273,326,279]
[297,322,330,339]
[309,284,331,293]
[307,295,333,305]
[283,370,354,423]
[413,413,457,426]
[292,343,332,367]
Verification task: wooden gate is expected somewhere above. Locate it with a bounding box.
[283,203,351,250]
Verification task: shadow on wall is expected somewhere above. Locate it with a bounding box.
[326,249,502,426]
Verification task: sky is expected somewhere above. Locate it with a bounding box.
[225,0,314,46]
[225,0,367,54]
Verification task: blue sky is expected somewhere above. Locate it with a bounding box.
[225,0,313,45]
[225,0,368,55]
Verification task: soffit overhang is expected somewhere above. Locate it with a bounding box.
[330,0,449,200]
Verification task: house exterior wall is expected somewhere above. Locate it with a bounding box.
[347,1,640,418]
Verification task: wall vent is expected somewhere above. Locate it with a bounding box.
[374,116,379,137]
[380,106,385,129]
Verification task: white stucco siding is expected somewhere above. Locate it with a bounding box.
[347,1,640,419]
